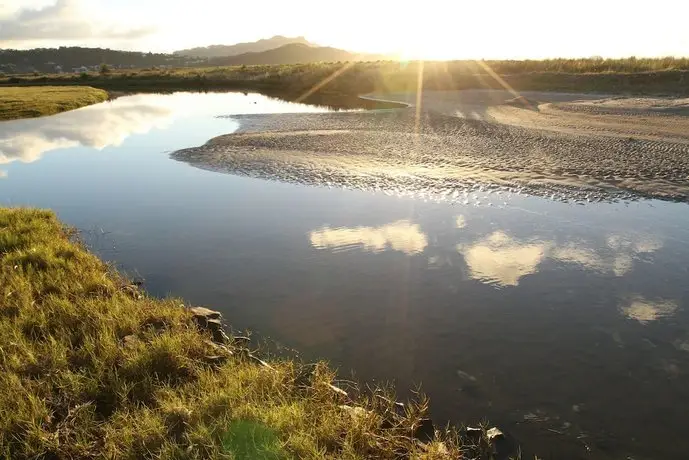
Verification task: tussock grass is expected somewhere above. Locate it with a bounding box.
[0,208,491,459]
[0,86,108,121]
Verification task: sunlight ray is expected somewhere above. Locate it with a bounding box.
[414,60,425,136]
[295,61,357,103]
[474,60,532,109]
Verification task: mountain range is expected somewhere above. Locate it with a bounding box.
[0,36,388,74]
[174,35,315,58]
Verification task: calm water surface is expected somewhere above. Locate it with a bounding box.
[2,92,689,459]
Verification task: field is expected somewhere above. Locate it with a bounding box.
[0,86,109,121]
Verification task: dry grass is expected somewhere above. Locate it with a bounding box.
[0,86,108,121]
[0,208,503,459]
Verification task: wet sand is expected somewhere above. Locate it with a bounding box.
[172,90,689,202]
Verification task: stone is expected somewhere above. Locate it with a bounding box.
[464,426,483,438]
[189,307,222,320]
[487,427,504,441]
[189,307,227,343]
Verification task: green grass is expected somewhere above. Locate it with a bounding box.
[2,58,689,101]
[0,86,109,121]
[0,208,501,459]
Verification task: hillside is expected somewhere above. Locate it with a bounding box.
[174,35,314,58]
[0,47,196,74]
[208,43,384,66]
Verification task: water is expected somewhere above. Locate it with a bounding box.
[2,92,689,459]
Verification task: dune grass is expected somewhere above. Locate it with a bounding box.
[0,86,108,121]
[0,208,498,459]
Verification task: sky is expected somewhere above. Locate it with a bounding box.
[1,0,688,59]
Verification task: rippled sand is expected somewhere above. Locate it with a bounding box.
[172,90,689,202]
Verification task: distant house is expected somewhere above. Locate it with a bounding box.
[73,66,89,73]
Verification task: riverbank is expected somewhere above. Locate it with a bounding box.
[0,86,108,121]
[0,208,505,459]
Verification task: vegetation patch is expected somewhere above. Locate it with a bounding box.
[0,86,108,121]
[0,208,509,459]
[2,58,689,106]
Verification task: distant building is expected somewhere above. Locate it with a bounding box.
[73,66,88,73]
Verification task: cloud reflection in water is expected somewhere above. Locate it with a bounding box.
[458,231,548,287]
[310,220,428,255]
[0,95,176,168]
[620,297,678,324]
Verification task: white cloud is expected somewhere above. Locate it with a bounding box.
[0,0,154,45]
[310,220,428,255]
[455,215,466,229]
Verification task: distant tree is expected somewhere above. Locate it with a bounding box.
[99,63,111,74]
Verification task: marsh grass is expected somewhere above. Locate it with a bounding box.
[2,58,688,101]
[0,208,494,459]
[0,86,109,121]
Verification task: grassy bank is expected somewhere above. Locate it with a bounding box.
[2,60,689,102]
[0,208,505,459]
[0,86,109,121]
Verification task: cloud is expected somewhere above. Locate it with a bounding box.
[0,94,174,167]
[310,220,428,255]
[0,0,154,44]
[455,215,466,229]
[620,296,678,324]
[458,231,548,287]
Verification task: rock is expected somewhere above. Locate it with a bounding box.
[189,307,227,343]
[413,418,435,442]
[189,307,222,320]
[487,427,504,441]
[464,426,483,439]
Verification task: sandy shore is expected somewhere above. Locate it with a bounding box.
[172,90,689,202]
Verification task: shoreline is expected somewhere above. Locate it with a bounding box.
[0,208,509,458]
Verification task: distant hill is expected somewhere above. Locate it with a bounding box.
[208,43,385,66]
[0,47,197,74]
[0,41,386,75]
[175,35,315,58]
